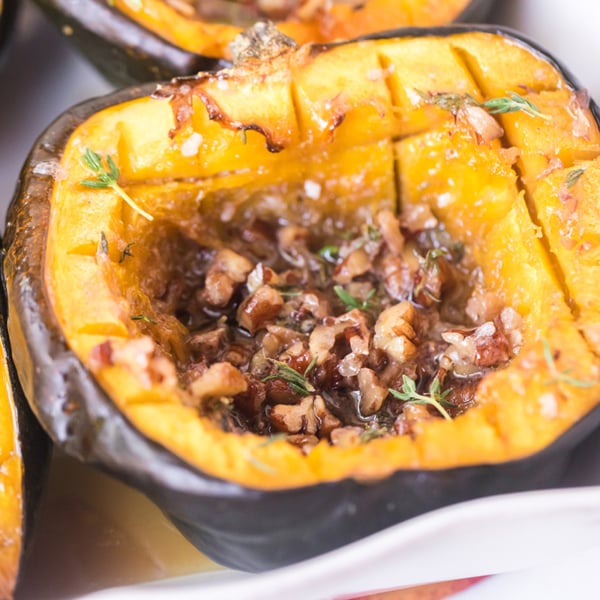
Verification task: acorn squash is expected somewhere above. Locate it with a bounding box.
[5,25,600,571]
[0,271,49,598]
[33,0,495,84]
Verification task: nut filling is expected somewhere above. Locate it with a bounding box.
[95,210,522,451]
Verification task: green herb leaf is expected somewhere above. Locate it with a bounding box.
[418,90,549,120]
[80,148,154,221]
[389,374,453,420]
[423,248,446,270]
[82,147,103,172]
[262,360,316,397]
[131,314,157,325]
[81,179,111,189]
[279,290,302,298]
[366,224,381,241]
[359,427,388,444]
[317,245,339,263]
[417,90,478,115]
[542,338,596,388]
[413,249,445,303]
[119,242,135,263]
[565,168,586,189]
[481,92,549,119]
[334,285,376,312]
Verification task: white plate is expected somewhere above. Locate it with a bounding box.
[75,486,600,600]
[4,2,600,598]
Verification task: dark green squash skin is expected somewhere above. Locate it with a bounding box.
[0,260,51,591]
[33,0,229,86]
[4,25,600,572]
[32,0,496,86]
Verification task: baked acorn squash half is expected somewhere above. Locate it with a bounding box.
[5,23,600,571]
[0,268,49,598]
[33,0,495,84]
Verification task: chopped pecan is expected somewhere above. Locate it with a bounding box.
[394,403,434,435]
[373,302,417,362]
[189,362,248,402]
[380,254,413,301]
[358,367,388,415]
[237,285,284,334]
[270,396,318,434]
[376,209,404,256]
[330,426,363,448]
[333,248,371,284]
[458,104,504,144]
[202,249,253,307]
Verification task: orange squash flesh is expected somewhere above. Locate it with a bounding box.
[43,31,600,490]
[112,0,479,60]
[0,339,24,599]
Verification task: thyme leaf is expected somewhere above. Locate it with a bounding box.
[334,285,376,312]
[262,359,316,397]
[389,374,453,420]
[119,242,135,263]
[366,224,381,241]
[421,248,446,271]
[317,245,339,263]
[80,148,154,221]
[565,168,586,189]
[481,92,549,119]
[359,427,388,444]
[542,338,596,388]
[418,90,549,120]
[131,314,157,324]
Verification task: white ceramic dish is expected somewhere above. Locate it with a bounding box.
[4,1,600,598]
[77,486,600,600]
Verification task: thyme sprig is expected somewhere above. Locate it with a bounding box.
[542,339,596,388]
[418,90,549,120]
[389,374,453,420]
[481,92,549,119]
[334,285,376,312]
[80,148,154,221]
[262,357,317,396]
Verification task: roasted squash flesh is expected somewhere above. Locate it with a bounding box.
[0,338,23,599]
[111,0,481,59]
[41,31,600,491]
